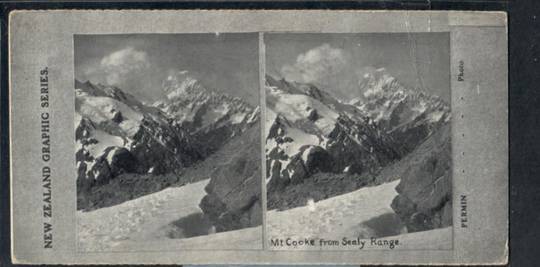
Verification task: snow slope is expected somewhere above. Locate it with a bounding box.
[267,179,451,250]
[267,180,401,241]
[78,179,262,251]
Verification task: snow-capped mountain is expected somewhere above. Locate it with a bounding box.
[75,74,259,206]
[154,71,259,156]
[352,68,451,153]
[75,80,202,190]
[265,70,450,195]
[265,75,401,191]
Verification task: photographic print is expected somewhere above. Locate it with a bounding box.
[9,10,508,265]
[265,33,452,250]
[74,33,262,251]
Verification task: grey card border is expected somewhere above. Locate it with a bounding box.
[9,10,507,265]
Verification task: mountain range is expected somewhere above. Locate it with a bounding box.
[75,66,451,234]
[75,73,260,234]
[265,68,450,190]
[265,68,452,232]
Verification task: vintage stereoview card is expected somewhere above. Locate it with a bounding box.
[10,10,507,265]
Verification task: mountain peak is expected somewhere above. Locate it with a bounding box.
[162,70,205,100]
[358,67,399,99]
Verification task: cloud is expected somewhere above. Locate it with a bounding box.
[100,47,149,85]
[281,44,348,84]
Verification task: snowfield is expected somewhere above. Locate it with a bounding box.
[267,180,451,250]
[267,180,402,241]
[76,93,143,137]
[78,179,262,251]
[266,85,339,135]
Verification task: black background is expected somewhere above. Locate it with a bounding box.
[0,1,538,266]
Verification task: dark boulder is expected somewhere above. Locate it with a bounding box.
[111,110,124,123]
[281,145,334,185]
[307,108,319,121]
[199,126,262,232]
[88,156,112,185]
[78,147,140,188]
[286,156,308,184]
[75,118,94,140]
[267,159,290,190]
[302,146,334,174]
[267,118,285,140]
[106,147,139,176]
[390,125,452,232]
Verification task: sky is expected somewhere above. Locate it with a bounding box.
[74,33,260,105]
[265,33,450,102]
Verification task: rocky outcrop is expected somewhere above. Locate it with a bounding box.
[199,126,262,232]
[325,115,400,174]
[77,147,139,186]
[128,117,202,175]
[391,125,452,232]
[76,146,142,209]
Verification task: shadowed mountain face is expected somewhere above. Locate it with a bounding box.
[265,70,452,232]
[75,74,260,211]
[391,124,452,232]
[199,125,262,232]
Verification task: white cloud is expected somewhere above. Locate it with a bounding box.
[281,44,348,84]
[100,47,149,85]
